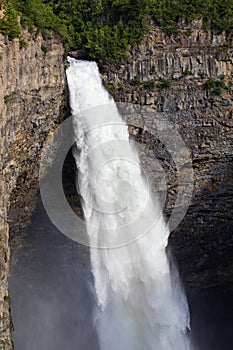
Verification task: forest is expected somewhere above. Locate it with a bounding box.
[0,0,233,59]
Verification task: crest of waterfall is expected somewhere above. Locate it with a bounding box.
[66,57,193,350]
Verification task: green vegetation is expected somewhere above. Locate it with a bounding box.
[19,37,28,49]
[164,26,181,36]
[131,75,141,85]
[41,28,52,40]
[4,95,10,103]
[105,83,115,93]
[199,71,206,79]
[4,294,10,302]
[184,29,193,37]
[0,1,20,39]
[156,79,172,88]
[64,61,70,69]
[0,0,232,60]
[150,65,156,74]
[118,83,124,91]
[203,77,226,95]
[218,43,231,51]
[0,54,2,60]
[12,0,69,41]
[41,44,49,54]
[144,80,155,88]
[149,0,233,34]
[183,69,193,75]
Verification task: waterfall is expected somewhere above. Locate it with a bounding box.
[66,58,193,350]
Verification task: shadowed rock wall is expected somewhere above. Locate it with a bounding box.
[0,30,68,349]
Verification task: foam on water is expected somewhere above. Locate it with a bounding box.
[66,58,192,350]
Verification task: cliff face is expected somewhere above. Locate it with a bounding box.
[0,20,232,348]
[0,31,68,349]
[103,22,233,293]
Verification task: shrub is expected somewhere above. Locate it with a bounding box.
[41,28,52,40]
[183,69,193,75]
[212,87,222,95]
[156,79,171,88]
[4,295,10,302]
[204,79,216,90]
[144,80,155,88]
[4,95,10,103]
[150,65,156,74]
[199,71,206,79]
[0,2,21,39]
[131,76,141,85]
[41,44,49,54]
[203,78,226,95]
[218,43,230,52]
[19,38,28,49]
[118,83,124,91]
[107,84,115,93]
[164,26,181,36]
[64,61,70,69]
[33,28,40,41]
[2,0,233,61]
[184,29,193,37]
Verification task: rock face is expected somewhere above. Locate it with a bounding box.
[102,23,233,293]
[0,20,232,349]
[0,31,68,349]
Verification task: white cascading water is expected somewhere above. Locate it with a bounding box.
[66,58,193,350]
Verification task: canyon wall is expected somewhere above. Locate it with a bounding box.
[0,31,68,349]
[102,21,233,294]
[0,20,232,348]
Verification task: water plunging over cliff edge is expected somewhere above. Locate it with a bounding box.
[66,58,193,350]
